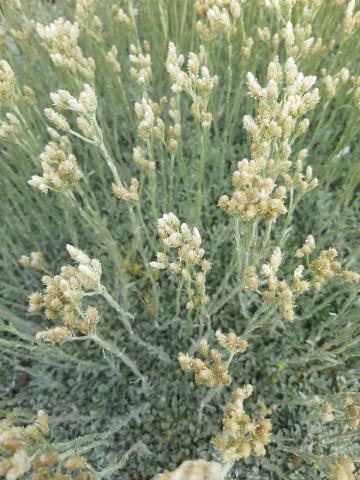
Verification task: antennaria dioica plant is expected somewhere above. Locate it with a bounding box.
[0,0,359,479]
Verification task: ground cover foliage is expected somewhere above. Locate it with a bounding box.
[0,0,360,479]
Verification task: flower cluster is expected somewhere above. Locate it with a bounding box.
[178,339,232,388]
[150,213,211,310]
[28,137,82,193]
[166,43,218,128]
[112,177,139,204]
[19,251,45,270]
[280,21,326,59]
[10,19,36,43]
[321,67,350,99]
[194,0,242,41]
[129,43,152,87]
[29,245,102,344]
[218,159,288,221]
[246,239,359,321]
[178,332,247,388]
[75,0,98,27]
[0,112,20,139]
[47,83,98,139]
[344,0,360,34]
[313,395,335,423]
[215,329,248,354]
[36,18,95,78]
[331,457,356,480]
[106,45,121,74]
[296,235,359,289]
[308,247,359,290]
[112,4,132,28]
[0,409,49,480]
[0,409,94,480]
[219,57,319,222]
[135,97,164,141]
[245,246,309,321]
[133,145,155,172]
[343,395,360,430]
[166,97,181,153]
[0,60,15,104]
[153,459,222,480]
[212,386,272,461]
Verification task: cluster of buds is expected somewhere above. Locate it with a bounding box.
[36,18,95,79]
[194,0,242,41]
[22,85,35,105]
[263,0,296,16]
[150,213,211,310]
[10,19,36,42]
[219,57,319,222]
[353,75,360,110]
[178,340,232,388]
[215,329,248,355]
[280,21,325,58]
[247,238,359,320]
[212,386,272,461]
[281,149,318,193]
[112,178,139,204]
[343,395,360,430]
[257,27,328,57]
[0,112,20,139]
[312,395,335,423]
[331,457,356,480]
[178,331,247,388]
[106,45,121,74]
[48,83,98,139]
[166,97,181,154]
[166,43,218,128]
[245,247,310,321]
[75,0,98,27]
[153,460,222,480]
[320,67,351,99]
[129,43,152,87]
[19,251,45,271]
[0,409,95,480]
[133,146,155,172]
[112,4,132,28]
[218,158,288,221]
[305,244,359,290]
[241,37,254,59]
[0,409,49,480]
[134,97,165,141]
[29,245,102,344]
[28,137,82,193]
[0,60,15,104]
[344,0,360,34]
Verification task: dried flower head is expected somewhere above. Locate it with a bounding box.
[106,45,121,73]
[166,43,218,128]
[313,395,335,423]
[19,251,45,270]
[30,245,102,343]
[219,56,319,223]
[331,457,356,480]
[129,43,152,86]
[212,386,272,462]
[150,213,211,310]
[153,459,222,480]
[194,0,242,41]
[28,137,82,193]
[0,60,15,103]
[36,18,95,78]
[0,112,21,139]
[112,178,139,204]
